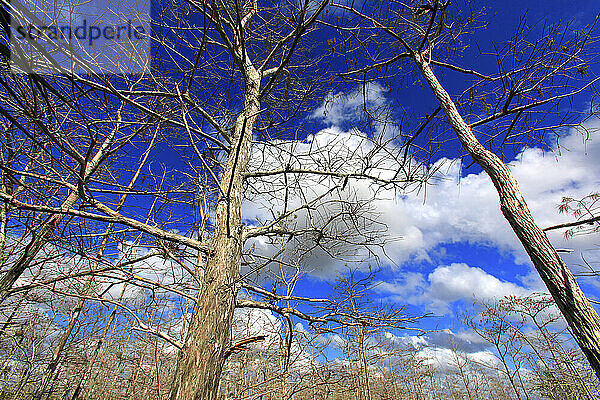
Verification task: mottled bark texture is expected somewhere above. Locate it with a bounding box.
[169,70,260,400]
[415,53,600,379]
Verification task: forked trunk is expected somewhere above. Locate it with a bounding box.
[0,191,79,303]
[0,122,120,304]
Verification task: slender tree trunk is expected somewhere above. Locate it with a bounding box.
[35,131,155,399]
[0,296,22,338]
[169,69,260,400]
[126,332,150,398]
[70,284,127,400]
[414,53,600,379]
[34,280,92,400]
[494,344,523,400]
[358,330,372,400]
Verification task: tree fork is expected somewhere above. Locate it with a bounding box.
[414,53,600,379]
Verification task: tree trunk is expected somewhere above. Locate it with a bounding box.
[414,53,600,379]
[34,292,87,400]
[169,69,260,400]
[36,133,154,399]
[70,284,127,400]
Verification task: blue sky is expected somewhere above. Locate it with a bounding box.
[231,0,600,363]
[5,0,600,385]
[24,0,595,369]
[100,0,600,368]
[274,80,600,326]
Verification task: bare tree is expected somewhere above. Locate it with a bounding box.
[337,0,600,378]
[0,0,432,399]
[6,0,600,397]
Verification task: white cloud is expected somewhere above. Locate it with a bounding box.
[231,307,319,372]
[377,263,535,314]
[383,330,500,373]
[233,307,283,347]
[427,263,532,303]
[385,331,429,348]
[418,346,501,372]
[93,242,198,301]
[243,94,424,277]
[245,82,600,295]
[384,124,600,272]
[311,82,388,126]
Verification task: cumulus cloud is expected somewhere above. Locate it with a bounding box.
[312,87,600,272]
[93,242,198,302]
[384,125,600,271]
[243,129,393,277]
[243,85,425,278]
[384,330,500,372]
[376,263,535,314]
[233,307,283,347]
[427,263,532,303]
[425,329,491,354]
[419,346,500,372]
[243,81,600,318]
[231,308,318,372]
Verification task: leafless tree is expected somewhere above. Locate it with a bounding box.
[336,0,600,378]
[4,0,600,398]
[0,0,433,399]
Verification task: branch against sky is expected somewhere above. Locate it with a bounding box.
[333,0,600,379]
[1,0,600,398]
